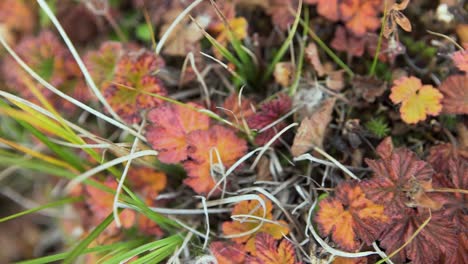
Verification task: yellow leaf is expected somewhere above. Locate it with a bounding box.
[390,76,443,124]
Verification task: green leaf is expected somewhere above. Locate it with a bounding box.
[136,23,152,42]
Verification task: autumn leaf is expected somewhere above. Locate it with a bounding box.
[361,137,435,213]
[315,182,389,251]
[306,0,340,21]
[246,233,300,264]
[439,74,468,115]
[333,256,367,264]
[127,167,167,201]
[159,8,207,56]
[210,241,246,264]
[451,49,468,72]
[222,195,290,253]
[84,178,135,231]
[267,0,297,31]
[339,0,382,36]
[222,93,255,126]
[274,62,295,87]
[210,17,248,50]
[136,214,164,237]
[383,0,412,38]
[305,43,326,77]
[427,143,468,175]
[146,102,210,164]
[331,26,366,58]
[0,0,36,38]
[84,41,123,88]
[389,76,443,124]
[183,125,247,194]
[378,208,457,264]
[103,51,167,123]
[1,30,91,112]
[248,93,292,146]
[291,98,335,156]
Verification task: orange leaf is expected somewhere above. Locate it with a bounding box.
[274,62,295,87]
[339,0,382,36]
[183,125,247,194]
[146,102,210,163]
[315,182,389,251]
[222,93,255,126]
[247,233,300,264]
[306,0,340,21]
[222,195,290,252]
[127,167,167,201]
[210,241,246,264]
[85,178,135,230]
[333,256,367,264]
[390,76,443,124]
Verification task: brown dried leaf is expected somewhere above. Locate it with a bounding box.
[305,43,326,77]
[291,98,335,156]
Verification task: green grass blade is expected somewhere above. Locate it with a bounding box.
[103,235,183,264]
[369,1,389,76]
[262,0,303,83]
[0,197,80,223]
[63,213,115,264]
[289,7,309,96]
[15,240,145,264]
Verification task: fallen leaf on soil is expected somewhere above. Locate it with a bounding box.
[274,62,295,87]
[291,98,335,156]
[305,43,326,77]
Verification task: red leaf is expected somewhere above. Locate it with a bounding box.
[361,138,435,213]
[379,208,457,264]
[183,125,247,194]
[331,26,366,57]
[210,241,246,264]
[315,182,389,251]
[146,102,210,163]
[84,41,123,88]
[222,93,255,126]
[439,74,468,115]
[248,94,292,146]
[246,233,300,264]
